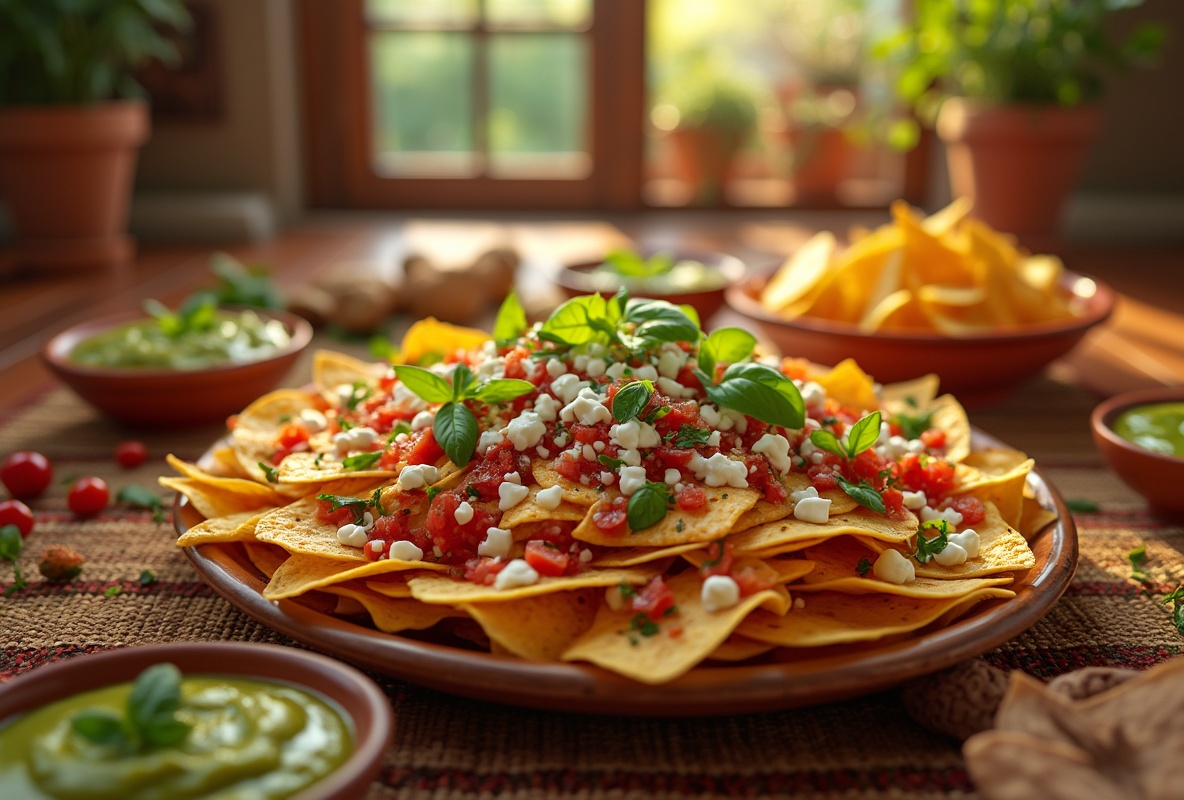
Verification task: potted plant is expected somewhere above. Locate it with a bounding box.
[653,61,761,204]
[876,0,1166,237]
[0,0,191,271]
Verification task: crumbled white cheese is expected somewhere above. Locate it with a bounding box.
[336,523,368,548]
[477,527,512,559]
[633,364,658,382]
[793,496,832,524]
[388,540,424,562]
[494,558,539,590]
[299,408,327,433]
[504,411,546,452]
[498,481,530,511]
[545,358,567,378]
[657,345,687,379]
[701,574,741,612]
[618,465,649,496]
[687,453,749,488]
[902,490,928,510]
[799,381,826,409]
[550,373,589,404]
[949,529,980,559]
[873,549,915,584]
[664,468,681,485]
[656,376,696,399]
[752,433,792,473]
[933,541,969,566]
[560,387,612,426]
[396,463,440,491]
[618,448,642,467]
[585,358,607,379]
[333,426,378,456]
[921,505,964,528]
[790,485,819,503]
[533,393,560,422]
[610,419,661,450]
[477,429,505,455]
[536,485,565,510]
[453,501,474,525]
[411,410,435,431]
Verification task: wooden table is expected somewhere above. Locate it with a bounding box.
[2,213,1182,799]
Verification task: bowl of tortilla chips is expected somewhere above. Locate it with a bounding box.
[726,199,1115,401]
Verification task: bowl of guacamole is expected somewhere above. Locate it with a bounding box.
[0,642,392,800]
[556,248,747,322]
[41,305,313,428]
[1092,387,1184,515]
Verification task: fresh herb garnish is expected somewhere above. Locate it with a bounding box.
[627,482,671,531]
[139,570,157,586]
[465,485,481,498]
[342,451,383,470]
[392,363,533,467]
[835,474,886,515]
[0,525,27,597]
[257,462,279,483]
[914,519,951,563]
[696,327,756,379]
[492,290,529,344]
[71,663,193,751]
[603,250,675,279]
[315,493,371,524]
[855,557,872,577]
[891,409,934,441]
[699,362,805,430]
[345,381,372,411]
[629,613,660,637]
[1164,585,1184,635]
[117,485,164,515]
[611,379,654,422]
[670,424,711,448]
[1128,543,1150,581]
[597,454,625,471]
[426,486,443,501]
[810,411,883,461]
[1065,499,1100,513]
[104,585,123,597]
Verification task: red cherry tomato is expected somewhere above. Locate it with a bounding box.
[67,477,110,517]
[114,441,148,469]
[0,499,34,538]
[1,451,53,499]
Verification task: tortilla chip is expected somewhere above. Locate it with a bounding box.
[729,499,792,532]
[531,461,601,506]
[160,476,282,520]
[400,318,491,365]
[1018,495,1059,540]
[928,394,971,462]
[242,541,288,579]
[592,543,700,568]
[954,451,1035,528]
[781,472,859,516]
[561,570,790,684]
[312,350,385,400]
[499,487,590,528]
[363,577,413,598]
[408,567,655,604]
[459,589,600,661]
[816,359,881,413]
[321,583,459,633]
[276,450,397,484]
[737,586,1015,648]
[176,509,266,547]
[263,552,446,600]
[881,374,941,416]
[730,506,918,556]
[229,388,322,483]
[572,487,760,547]
[705,635,777,663]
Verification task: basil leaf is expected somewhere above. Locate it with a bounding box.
[597,454,625,470]
[392,365,453,403]
[139,570,157,586]
[809,430,845,459]
[670,424,711,448]
[472,378,534,405]
[492,290,528,344]
[892,409,933,441]
[342,451,383,470]
[706,363,804,429]
[612,379,654,422]
[316,493,368,523]
[835,474,886,515]
[539,294,616,346]
[128,664,187,737]
[624,299,700,344]
[0,525,23,561]
[345,381,372,411]
[627,482,670,531]
[434,401,479,467]
[846,411,883,459]
[143,716,194,747]
[71,711,130,747]
[697,327,756,377]
[117,485,163,510]
[1165,586,1184,635]
[451,364,476,399]
[679,303,701,331]
[914,519,950,563]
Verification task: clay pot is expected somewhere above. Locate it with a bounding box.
[665,127,745,204]
[0,100,150,271]
[937,99,1100,237]
[788,126,853,203]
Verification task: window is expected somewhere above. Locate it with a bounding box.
[301,0,924,210]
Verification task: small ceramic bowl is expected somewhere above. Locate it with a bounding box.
[725,270,1114,403]
[41,307,312,427]
[0,642,392,800]
[556,249,747,322]
[1091,387,1184,514]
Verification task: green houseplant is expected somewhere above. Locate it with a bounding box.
[655,62,761,204]
[0,0,191,271]
[877,0,1166,236]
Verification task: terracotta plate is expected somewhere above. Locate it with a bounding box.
[179,430,1077,717]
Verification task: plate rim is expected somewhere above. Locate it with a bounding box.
[179,428,1077,716]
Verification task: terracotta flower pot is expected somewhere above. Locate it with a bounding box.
[666,126,745,204]
[937,99,1100,238]
[0,100,149,271]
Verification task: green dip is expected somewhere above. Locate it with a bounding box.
[1112,402,1184,459]
[0,675,352,800]
[70,309,291,370]
[583,256,728,294]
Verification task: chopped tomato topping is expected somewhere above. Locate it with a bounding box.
[315,500,358,529]
[406,427,445,465]
[920,428,947,450]
[699,540,734,578]
[631,576,675,617]
[675,483,708,511]
[945,495,986,526]
[592,495,629,536]
[896,453,956,500]
[424,491,497,564]
[464,556,508,585]
[882,487,906,519]
[524,540,570,577]
[732,563,779,596]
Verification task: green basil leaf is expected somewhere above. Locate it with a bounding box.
[472,378,534,405]
[392,365,453,404]
[627,482,670,531]
[679,303,701,331]
[316,493,368,523]
[139,569,157,586]
[697,327,756,377]
[71,710,130,747]
[451,364,476,399]
[434,401,479,467]
[342,451,383,470]
[597,454,625,471]
[670,424,711,448]
[143,716,194,747]
[624,299,700,344]
[914,519,951,563]
[846,411,883,459]
[493,290,528,344]
[128,663,185,733]
[612,379,654,422]
[706,363,804,429]
[836,474,886,515]
[0,525,23,561]
[539,294,616,346]
[117,485,163,510]
[809,429,847,459]
[891,409,933,441]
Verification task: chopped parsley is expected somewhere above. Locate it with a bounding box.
[629,613,660,637]
[668,424,711,448]
[856,557,872,577]
[257,461,279,483]
[342,451,383,470]
[914,519,951,564]
[103,585,123,598]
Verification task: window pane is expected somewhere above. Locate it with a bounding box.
[488,34,589,178]
[370,33,476,176]
[486,0,590,29]
[646,0,904,208]
[366,0,477,26]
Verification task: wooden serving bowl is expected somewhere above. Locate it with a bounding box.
[726,270,1114,404]
[1091,387,1184,515]
[0,642,392,800]
[41,307,312,428]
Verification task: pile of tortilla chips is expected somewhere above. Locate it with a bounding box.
[167,321,1055,687]
[760,199,1082,335]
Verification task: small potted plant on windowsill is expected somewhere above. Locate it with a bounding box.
[0,0,191,272]
[653,63,761,205]
[876,0,1166,237]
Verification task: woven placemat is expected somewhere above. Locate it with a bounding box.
[2,374,1181,800]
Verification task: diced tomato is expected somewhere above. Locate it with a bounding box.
[732,563,779,596]
[699,540,734,578]
[424,491,498,563]
[652,399,700,437]
[675,483,708,511]
[945,495,986,526]
[502,347,532,380]
[920,428,947,450]
[464,557,508,585]
[592,495,629,536]
[882,487,906,519]
[808,465,839,493]
[570,424,606,446]
[851,448,889,484]
[466,441,528,501]
[526,521,577,551]
[655,445,694,468]
[744,456,788,504]
[631,576,675,617]
[895,453,956,500]
[524,540,570,577]
[315,499,359,528]
[553,452,585,483]
[406,427,445,465]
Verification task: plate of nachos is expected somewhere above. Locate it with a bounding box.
[169,291,1074,715]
